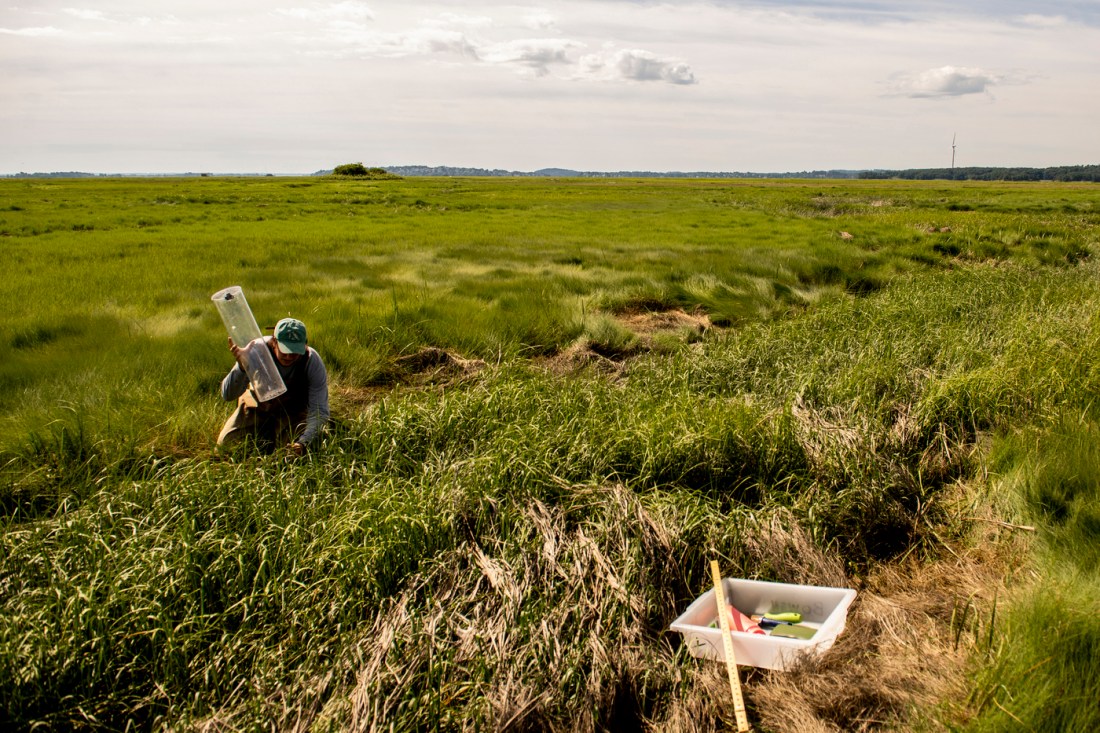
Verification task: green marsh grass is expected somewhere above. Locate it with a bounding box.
[2,176,1100,729]
[962,581,1100,732]
[5,176,1094,452]
[965,419,1100,730]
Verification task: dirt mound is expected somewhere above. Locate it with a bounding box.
[618,308,710,344]
[394,347,486,384]
[541,341,627,377]
[538,309,711,377]
[333,348,486,411]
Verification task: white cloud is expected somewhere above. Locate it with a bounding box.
[62,8,110,22]
[581,48,697,85]
[893,65,1000,98]
[0,25,65,37]
[480,38,578,76]
[422,12,492,29]
[276,1,374,23]
[523,11,558,31]
[92,12,180,29]
[1013,14,1068,28]
[308,26,479,58]
[617,50,696,85]
[412,28,480,58]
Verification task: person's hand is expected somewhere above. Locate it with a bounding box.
[227,337,247,370]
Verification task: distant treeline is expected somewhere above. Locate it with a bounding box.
[6,171,99,178]
[378,166,863,179]
[3,172,271,179]
[7,165,1100,181]
[859,165,1100,182]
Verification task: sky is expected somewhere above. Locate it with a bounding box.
[2,0,1099,174]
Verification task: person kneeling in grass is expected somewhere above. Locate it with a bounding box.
[217,317,330,455]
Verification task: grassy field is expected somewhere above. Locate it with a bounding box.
[1,176,1099,731]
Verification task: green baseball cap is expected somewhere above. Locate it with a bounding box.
[273,318,308,355]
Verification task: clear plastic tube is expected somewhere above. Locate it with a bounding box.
[211,286,287,402]
[211,285,263,347]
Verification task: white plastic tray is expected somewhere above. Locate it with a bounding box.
[669,577,856,671]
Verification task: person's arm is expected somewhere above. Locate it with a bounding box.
[294,350,330,447]
[220,337,251,401]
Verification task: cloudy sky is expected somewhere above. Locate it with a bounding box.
[2,0,1098,173]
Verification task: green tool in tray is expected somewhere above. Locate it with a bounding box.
[713,608,819,639]
[768,623,817,640]
[756,611,817,639]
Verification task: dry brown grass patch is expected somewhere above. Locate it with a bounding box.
[330,347,487,412]
[652,483,1031,733]
[618,309,711,340]
[394,346,487,385]
[347,483,683,732]
[540,341,627,377]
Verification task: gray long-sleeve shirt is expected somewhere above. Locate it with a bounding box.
[221,337,330,445]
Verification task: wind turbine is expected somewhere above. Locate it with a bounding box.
[951,133,957,178]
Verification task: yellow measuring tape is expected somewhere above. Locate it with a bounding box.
[710,560,750,732]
